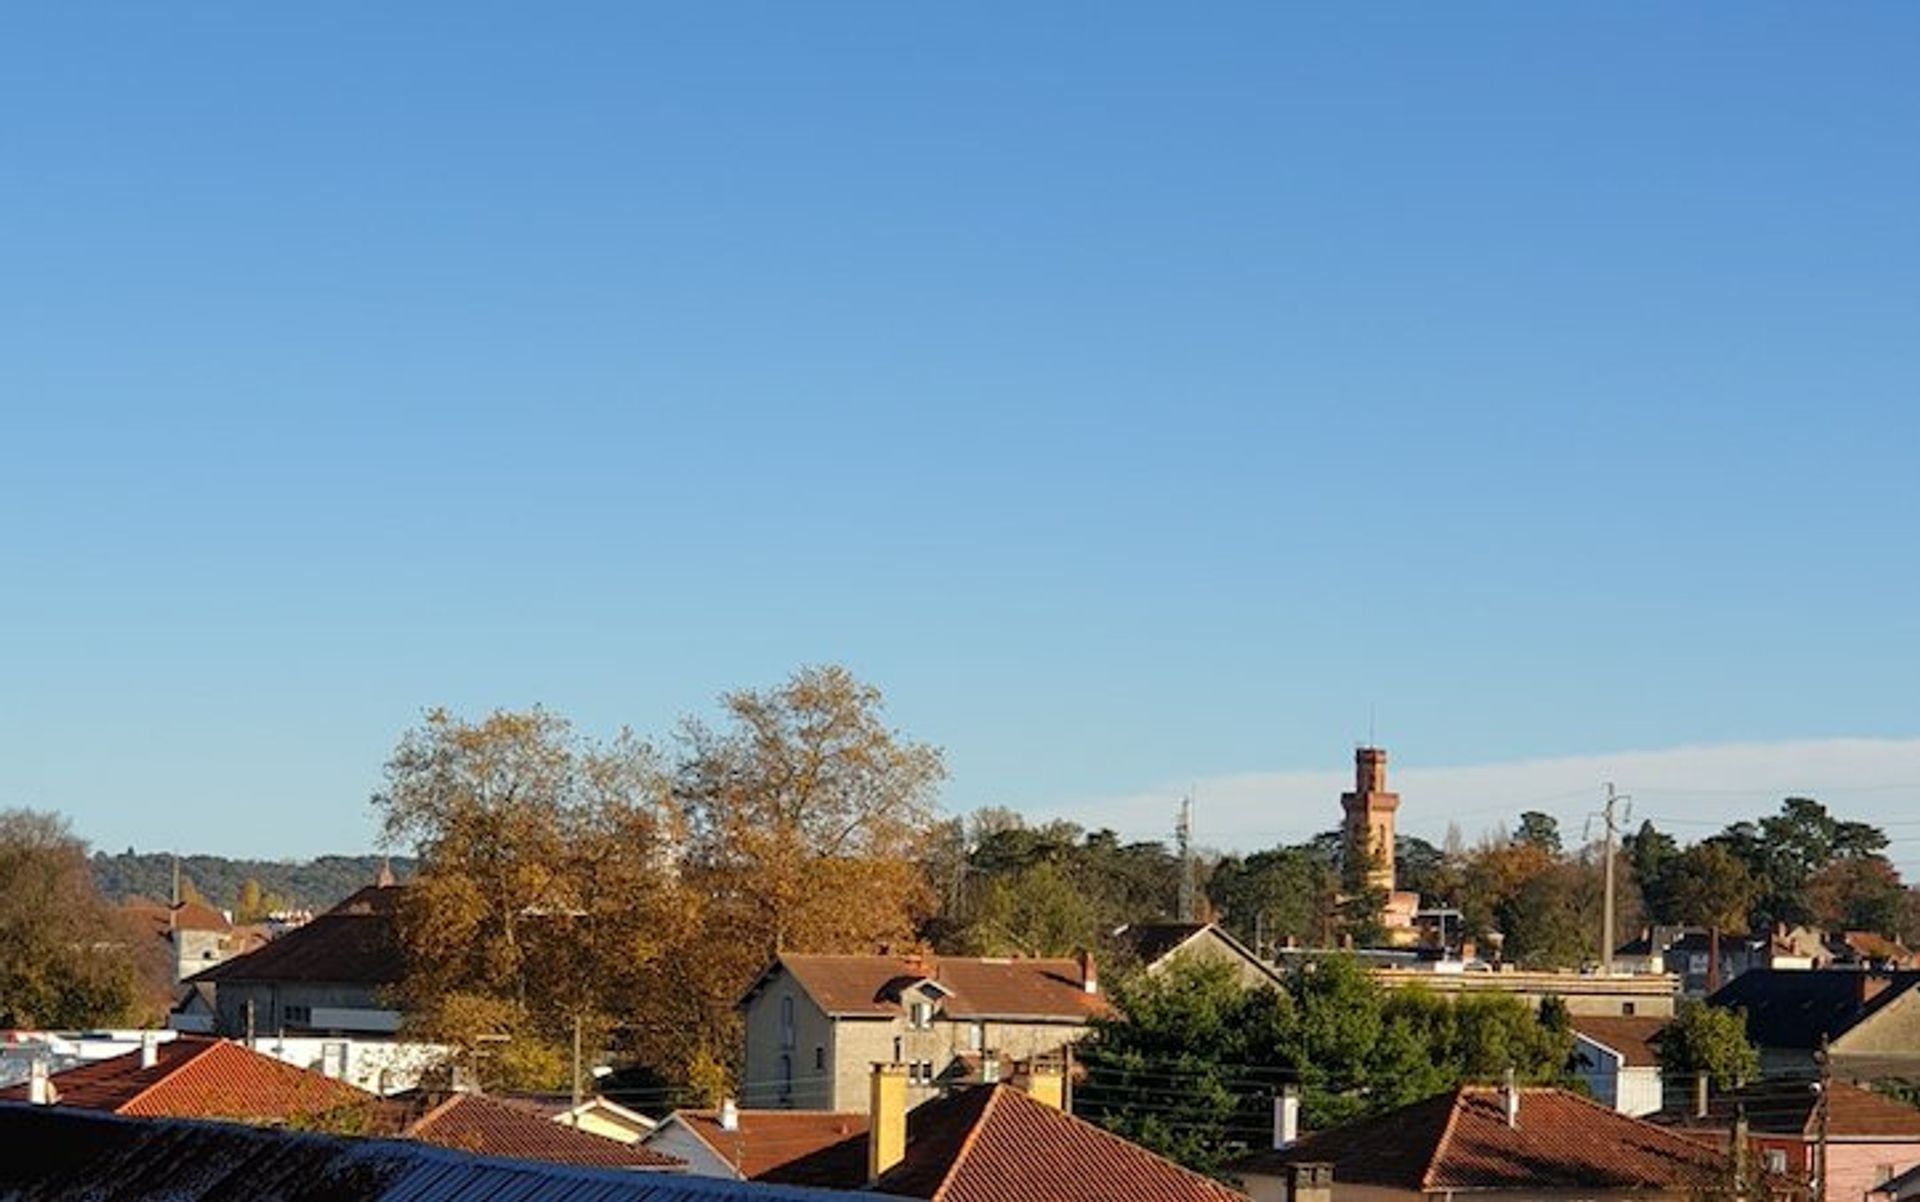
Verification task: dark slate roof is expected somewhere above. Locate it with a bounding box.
[1654,1079,1920,1138]
[1112,924,1211,965]
[190,885,405,987]
[1708,969,1920,1049]
[0,1103,887,1201]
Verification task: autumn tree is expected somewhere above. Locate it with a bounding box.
[1666,843,1760,935]
[373,708,685,1090]
[0,809,137,1028]
[1807,855,1907,940]
[667,665,945,1082]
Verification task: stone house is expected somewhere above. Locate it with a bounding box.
[737,951,1112,1111]
[1710,970,1920,1080]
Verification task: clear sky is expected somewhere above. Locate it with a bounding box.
[4,5,1917,863]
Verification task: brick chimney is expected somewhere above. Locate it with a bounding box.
[1026,1062,1065,1110]
[868,1062,908,1185]
[1285,1162,1334,1202]
[1076,948,1098,995]
[1273,1084,1300,1148]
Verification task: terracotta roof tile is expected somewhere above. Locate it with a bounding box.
[0,1034,367,1122]
[757,954,1112,1021]
[1234,1087,1739,1193]
[1658,1079,1920,1138]
[402,1093,682,1169]
[674,1109,871,1179]
[189,884,405,986]
[763,1086,1246,1202]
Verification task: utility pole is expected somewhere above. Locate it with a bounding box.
[1176,795,1196,923]
[1600,784,1629,976]
[1814,1039,1833,1202]
[571,1012,585,1113]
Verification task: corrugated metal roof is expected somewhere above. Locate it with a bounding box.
[0,1103,894,1201]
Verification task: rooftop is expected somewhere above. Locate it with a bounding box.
[1657,1078,1920,1139]
[749,953,1112,1021]
[396,1092,683,1169]
[667,1108,870,1180]
[190,884,406,987]
[1709,969,1920,1049]
[0,1034,367,1122]
[1570,1015,1669,1068]
[763,1084,1248,1202]
[1232,1086,1739,1193]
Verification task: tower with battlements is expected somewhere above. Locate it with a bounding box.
[1340,746,1400,895]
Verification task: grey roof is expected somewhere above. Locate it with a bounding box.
[0,1103,892,1202]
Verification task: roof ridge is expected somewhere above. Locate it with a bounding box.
[1420,1084,1471,1191]
[403,1092,468,1136]
[113,1037,211,1116]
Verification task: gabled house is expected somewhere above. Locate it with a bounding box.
[1112,922,1285,990]
[0,1032,367,1124]
[738,951,1113,1110]
[186,882,407,1039]
[1708,970,1920,1079]
[645,1104,870,1180]
[1570,1015,1668,1116]
[390,1092,682,1170]
[1229,1085,1763,1202]
[537,1094,659,1143]
[753,1064,1248,1201]
[1655,1078,1920,1202]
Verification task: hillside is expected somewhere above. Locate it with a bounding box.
[91,850,414,914]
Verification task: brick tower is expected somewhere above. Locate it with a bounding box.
[1340,746,1399,893]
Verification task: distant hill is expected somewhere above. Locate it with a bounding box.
[91,851,415,914]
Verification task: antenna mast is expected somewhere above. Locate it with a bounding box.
[1176,795,1196,922]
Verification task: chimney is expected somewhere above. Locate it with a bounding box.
[718,1097,739,1131]
[1502,1069,1520,1129]
[27,1059,56,1106]
[1285,1162,1335,1202]
[1694,1073,1710,1119]
[139,1031,160,1070]
[867,1063,908,1185]
[1733,1103,1751,1188]
[1273,1084,1301,1148]
[1026,1062,1065,1111]
[1077,948,1098,995]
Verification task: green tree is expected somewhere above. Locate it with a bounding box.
[0,810,137,1028]
[961,861,1100,956]
[1209,847,1336,955]
[1659,999,1759,1091]
[1515,812,1563,855]
[1624,821,1681,925]
[1077,958,1291,1175]
[1666,843,1760,935]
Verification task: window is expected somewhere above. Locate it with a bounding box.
[780,995,795,1048]
[908,1060,934,1086]
[1766,1151,1788,1175]
[1621,1002,1636,1016]
[283,1005,312,1027]
[893,1037,903,1062]
[779,1054,793,1101]
[814,1046,825,1071]
[968,1022,985,1051]
[908,1000,933,1030]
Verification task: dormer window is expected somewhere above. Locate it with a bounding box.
[908,1000,934,1030]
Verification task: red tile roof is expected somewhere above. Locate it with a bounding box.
[671,1109,871,1179]
[761,1086,1247,1202]
[1570,1015,1668,1068]
[400,1093,682,1169]
[753,954,1112,1021]
[0,1034,367,1122]
[189,884,405,986]
[1659,1079,1920,1139]
[1233,1086,1738,1192]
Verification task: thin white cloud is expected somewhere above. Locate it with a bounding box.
[1038,737,1920,874]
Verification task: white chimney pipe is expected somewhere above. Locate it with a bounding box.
[28,1060,54,1106]
[140,1031,160,1070]
[1274,1085,1301,1148]
[1503,1069,1519,1129]
[719,1097,740,1131]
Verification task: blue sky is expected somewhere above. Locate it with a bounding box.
[3,5,1917,862]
